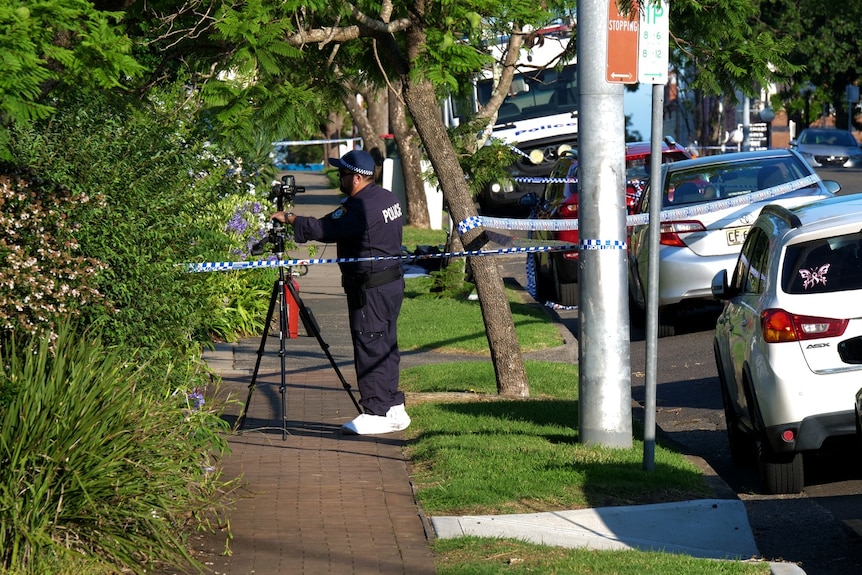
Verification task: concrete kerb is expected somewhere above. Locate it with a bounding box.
[432,499,758,559]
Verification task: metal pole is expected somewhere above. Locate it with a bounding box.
[643,83,664,471]
[576,0,632,448]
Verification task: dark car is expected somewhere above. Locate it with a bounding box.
[524,137,691,306]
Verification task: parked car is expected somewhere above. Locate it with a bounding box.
[628,149,839,336]
[712,194,862,494]
[523,137,691,306]
[477,139,577,216]
[789,127,862,168]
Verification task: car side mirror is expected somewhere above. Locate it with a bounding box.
[823,180,841,195]
[711,269,736,300]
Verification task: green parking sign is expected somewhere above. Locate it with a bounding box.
[638,0,669,85]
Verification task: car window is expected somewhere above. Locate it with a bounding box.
[661,157,808,208]
[799,131,816,145]
[781,232,862,294]
[732,227,769,294]
[800,130,858,147]
[625,150,690,182]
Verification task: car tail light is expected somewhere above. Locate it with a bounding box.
[561,202,578,218]
[557,200,579,259]
[659,220,706,247]
[761,309,849,343]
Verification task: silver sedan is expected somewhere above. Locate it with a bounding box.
[627,149,839,337]
[790,128,862,168]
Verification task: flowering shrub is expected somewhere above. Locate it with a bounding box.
[0,169,107,344]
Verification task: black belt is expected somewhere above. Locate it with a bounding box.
[342,267,403,290]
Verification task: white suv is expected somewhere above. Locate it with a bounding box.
[712,194,862,494]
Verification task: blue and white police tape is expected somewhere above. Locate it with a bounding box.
[185,242,578,274]
[514,176,577,185]
[457,174,822,235]
[580,239,627,251]
[507,143,531,160]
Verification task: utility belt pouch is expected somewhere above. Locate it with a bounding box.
[342,273,368,309]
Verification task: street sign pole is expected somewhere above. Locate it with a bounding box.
[577,0,633,449]
[640,0,670,473]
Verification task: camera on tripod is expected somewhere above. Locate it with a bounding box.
[269,174,305,203]
[250,175,306,256]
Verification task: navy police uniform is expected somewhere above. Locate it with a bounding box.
[291,182,405,417]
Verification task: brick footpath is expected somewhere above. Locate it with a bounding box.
[188,338,436,575]
[175,170,437,574]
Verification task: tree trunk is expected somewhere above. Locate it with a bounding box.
[365,88,389,137]
[389,85,429,228]
[342,92,386,175]
[323,111,345,163]
[401,74,529,398]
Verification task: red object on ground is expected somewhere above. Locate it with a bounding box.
[284,279,300,338]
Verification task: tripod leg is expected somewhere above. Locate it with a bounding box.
[285,279,363,414]
[277,272,289,440]
[235,280,280,432]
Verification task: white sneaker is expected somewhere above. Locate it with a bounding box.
[386,403,411,432]
[341,404,410,435]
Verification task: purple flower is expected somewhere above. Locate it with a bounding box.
[225,210,248,234]
[188,391,205,410]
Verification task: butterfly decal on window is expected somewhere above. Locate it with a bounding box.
[799,263,830,289]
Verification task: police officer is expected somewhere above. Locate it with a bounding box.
[271,149,410,435]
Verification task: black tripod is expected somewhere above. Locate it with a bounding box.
[235,262,362,438]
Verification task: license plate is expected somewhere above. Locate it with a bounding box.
[726,227,749,245]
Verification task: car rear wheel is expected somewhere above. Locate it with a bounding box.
[756,437,804,495]
[746,381,805,495]
[656,314,676,338]
[532,254,554,303]
[627,256,675,336]
[551,254,578,307]
[748,378,805,494]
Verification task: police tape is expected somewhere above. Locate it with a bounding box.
[457,174,822,234]
[185,174,822,273]
[185,242,578,273]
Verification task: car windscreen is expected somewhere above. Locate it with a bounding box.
[661,157,810,208]
[782,232,862,294]
[800,130,857,147]
[478,65,578,123]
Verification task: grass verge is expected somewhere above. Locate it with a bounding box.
[401,361,711,516]
[397,272,770,574]
[433,538,770,574]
